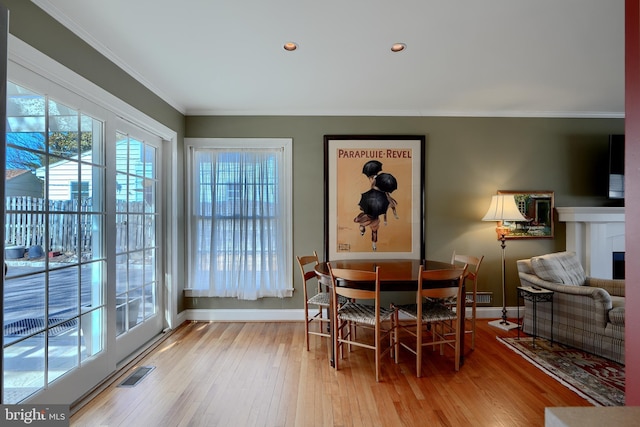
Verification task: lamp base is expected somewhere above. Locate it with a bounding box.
[488,318,520,331]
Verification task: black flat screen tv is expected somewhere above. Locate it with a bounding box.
[608,134,625,200]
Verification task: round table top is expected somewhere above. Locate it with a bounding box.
[314,258,457,292]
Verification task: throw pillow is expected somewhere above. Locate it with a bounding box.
[531,251,586,285]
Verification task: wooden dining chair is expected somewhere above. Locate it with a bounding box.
[394,266,467,377]
[451,252,484,350]
[297,251,332,351]
[328,263,397,382]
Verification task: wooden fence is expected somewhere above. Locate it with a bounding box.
[5,196,148,255]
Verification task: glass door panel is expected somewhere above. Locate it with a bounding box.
[114,129,160,346]
[3,82,106,403]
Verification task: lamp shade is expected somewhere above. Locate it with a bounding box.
[482,194,527,222]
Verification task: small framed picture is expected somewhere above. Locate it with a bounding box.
[498,190,555,239]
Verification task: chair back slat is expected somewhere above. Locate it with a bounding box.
[334,286,376,300]
[303,270,317,281]
[328,265,380,300]
[418,266,467,302]
[451,252,483,281]
[297,251,319,300]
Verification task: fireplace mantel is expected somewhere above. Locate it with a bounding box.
[556,207,625,279]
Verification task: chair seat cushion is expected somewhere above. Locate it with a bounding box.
[307,292,331,306]
[307,292,348,307]
[395,302,457,322]
[337,302,394,326]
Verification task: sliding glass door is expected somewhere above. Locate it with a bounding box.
[2,59,166,404]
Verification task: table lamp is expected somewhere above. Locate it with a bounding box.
[482,194,527,330]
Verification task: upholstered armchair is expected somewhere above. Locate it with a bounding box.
[516,251,625,364]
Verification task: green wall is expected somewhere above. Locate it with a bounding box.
[186,115,624,310]
[1,0,625,313]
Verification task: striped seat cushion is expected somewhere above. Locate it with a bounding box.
[337,302,394,326]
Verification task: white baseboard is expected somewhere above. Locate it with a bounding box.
[184,309,304,322]
[181,306,525,322]
[475,306,523,320]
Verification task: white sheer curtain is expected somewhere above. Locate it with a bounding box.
[189,147,291,299]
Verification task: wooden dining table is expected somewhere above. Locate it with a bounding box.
[314,258,466,367]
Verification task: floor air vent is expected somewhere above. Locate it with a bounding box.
[118,366,155,387]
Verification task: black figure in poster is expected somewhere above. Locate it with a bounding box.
[354,160,399,251]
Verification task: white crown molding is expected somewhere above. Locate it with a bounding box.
[186,107,625,118]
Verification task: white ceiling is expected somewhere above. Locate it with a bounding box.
[34,0,625,117]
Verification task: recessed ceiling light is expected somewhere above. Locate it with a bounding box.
[391,43,406,53]
[283,42,298,51]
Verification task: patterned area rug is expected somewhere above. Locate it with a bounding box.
[498,337,625,406]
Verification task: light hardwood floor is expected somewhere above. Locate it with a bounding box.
[70,319,590,426]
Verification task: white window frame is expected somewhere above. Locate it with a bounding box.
[184,138,293,298]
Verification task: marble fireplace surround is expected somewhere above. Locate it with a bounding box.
[556,207,625,279]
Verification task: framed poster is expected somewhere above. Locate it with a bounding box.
[324,135,425,260]
[497,190,555,239]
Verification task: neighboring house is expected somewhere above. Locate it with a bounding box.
[31,141,144,202]
[35,153,93,201]
[5,169,43,198]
